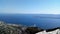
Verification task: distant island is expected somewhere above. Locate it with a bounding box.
[0,21,60,34]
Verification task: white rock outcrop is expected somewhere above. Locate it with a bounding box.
[36,29,60,34]
[36,30,47,34]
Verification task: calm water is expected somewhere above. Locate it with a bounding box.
[0,14,60,29]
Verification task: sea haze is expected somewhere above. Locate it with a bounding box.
[0,14,60,29]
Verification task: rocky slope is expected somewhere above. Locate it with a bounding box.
[0,21,43,34]
[0,21,60,34]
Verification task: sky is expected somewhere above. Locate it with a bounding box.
[0,0,60,14]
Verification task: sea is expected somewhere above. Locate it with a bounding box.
[0,14,60,29]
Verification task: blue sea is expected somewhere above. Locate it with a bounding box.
[0,14,60,29]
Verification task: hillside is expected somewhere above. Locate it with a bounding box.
[0,21,43,34]
[0,21,60,34]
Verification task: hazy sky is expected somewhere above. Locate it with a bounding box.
[0,0,60,14]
